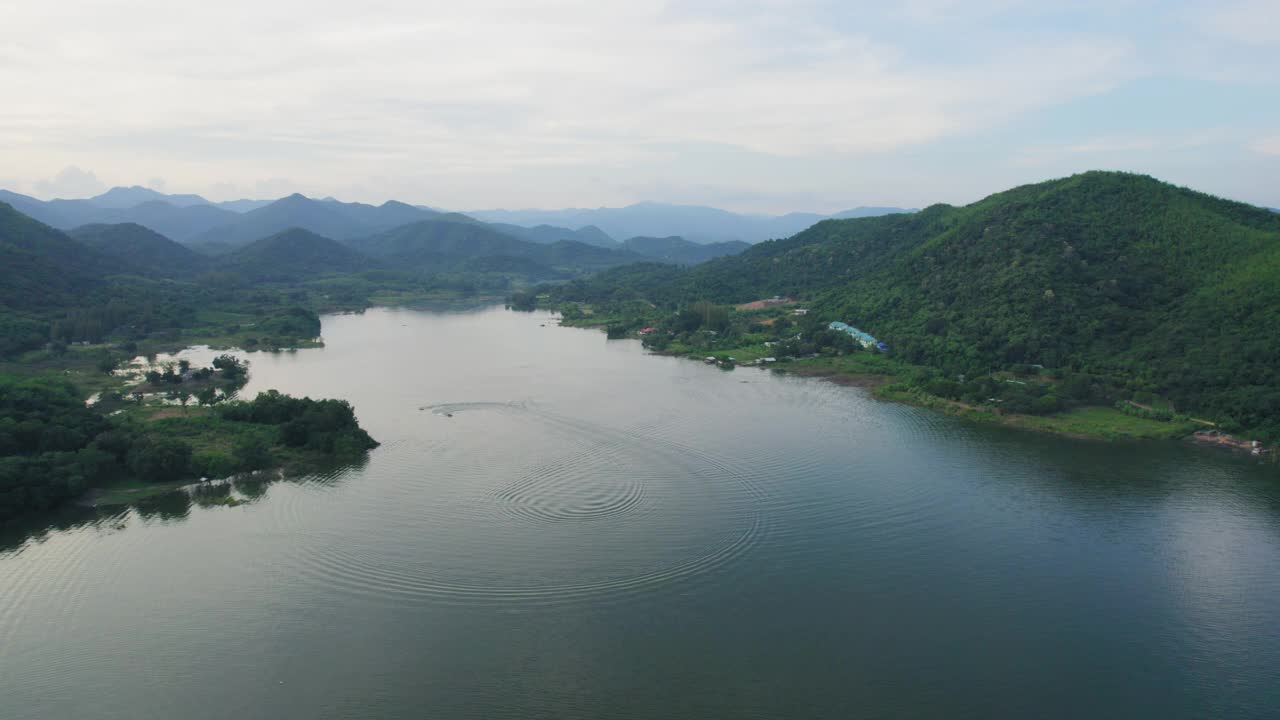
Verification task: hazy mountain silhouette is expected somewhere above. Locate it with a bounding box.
[621,236,749,265]
[2,184,916,249]
[466,202,916,244]
[88,186,210,209]
[191,194,450,249]
[215,199,276,213]
[487,222,618,248]
[0,189,238,241]
[347,218,639,274]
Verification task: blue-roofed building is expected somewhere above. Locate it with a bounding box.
[828,321,879,348]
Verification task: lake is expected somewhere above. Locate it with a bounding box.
[2,306,1278,719]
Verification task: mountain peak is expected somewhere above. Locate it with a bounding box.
[89,186,209,209]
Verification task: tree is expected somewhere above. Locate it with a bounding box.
[232,435,272,472]
[127,438,193,482]
[212,355,246,381]
[96,354,119,375]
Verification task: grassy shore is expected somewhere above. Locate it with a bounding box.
[874,385,1198,441]
[559,313,1205,444]
[82,477,193,507]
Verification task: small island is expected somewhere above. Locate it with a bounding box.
[0,355,378,524]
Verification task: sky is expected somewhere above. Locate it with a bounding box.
[1,0,1276,213]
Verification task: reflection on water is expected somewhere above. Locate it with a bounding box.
[0,456,370,556]
[1,306,1278,720]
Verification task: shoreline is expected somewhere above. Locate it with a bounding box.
[566,319,1269,451]
[773,365,1189,442]
[775,365,893,388]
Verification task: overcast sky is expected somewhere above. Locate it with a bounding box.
[2,0,1276,213]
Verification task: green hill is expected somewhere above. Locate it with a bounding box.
[0,202,121,310]
[488,222,619,248]
[348,219,639,274]
[549,172,1280,436]
[70,223,210,278]
[456,255,568,279]
[219,228,377,281]
[621,235,750,265]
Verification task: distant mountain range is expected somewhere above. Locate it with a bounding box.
[0,199,730,299]
[0,185,921,248]
[0,189,242,242]
[486,222,617,249]
[467,202,917,244]
[186,194,452,250]
[619,236,750,265]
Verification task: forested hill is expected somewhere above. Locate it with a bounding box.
[487,222,618,248]
[348,219,643,274]
[220,228,377,281]
[0,202,121,310]
[468,202,916,244]
[71,223,211,279]
[548,172,1280,433]
[621,236,751,265]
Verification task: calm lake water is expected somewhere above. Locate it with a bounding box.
[2,306,1278,719]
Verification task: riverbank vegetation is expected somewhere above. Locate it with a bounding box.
[536,297,1203,441]
[0,368,377,524]
[521,172,1280,445]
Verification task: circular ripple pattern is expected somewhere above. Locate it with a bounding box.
[284,402,770,608]
[495,438,649,524]
[296,514,763,606]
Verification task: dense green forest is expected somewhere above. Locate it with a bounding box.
[220,228,377,282]
[0,197,743,361]
[535,172,1280,440]
[619,236,751,265]
[70,223,212,278]
[0,373,377,525]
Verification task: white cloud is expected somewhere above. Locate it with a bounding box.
[32,166,105,199]
[0,1,1139,199]
[1062,128,1236,156]
[1250,136,1280,156]
[0,1,1271,209]
[1199,0,1280,46]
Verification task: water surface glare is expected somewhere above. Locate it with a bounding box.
[2,306,1278,719]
